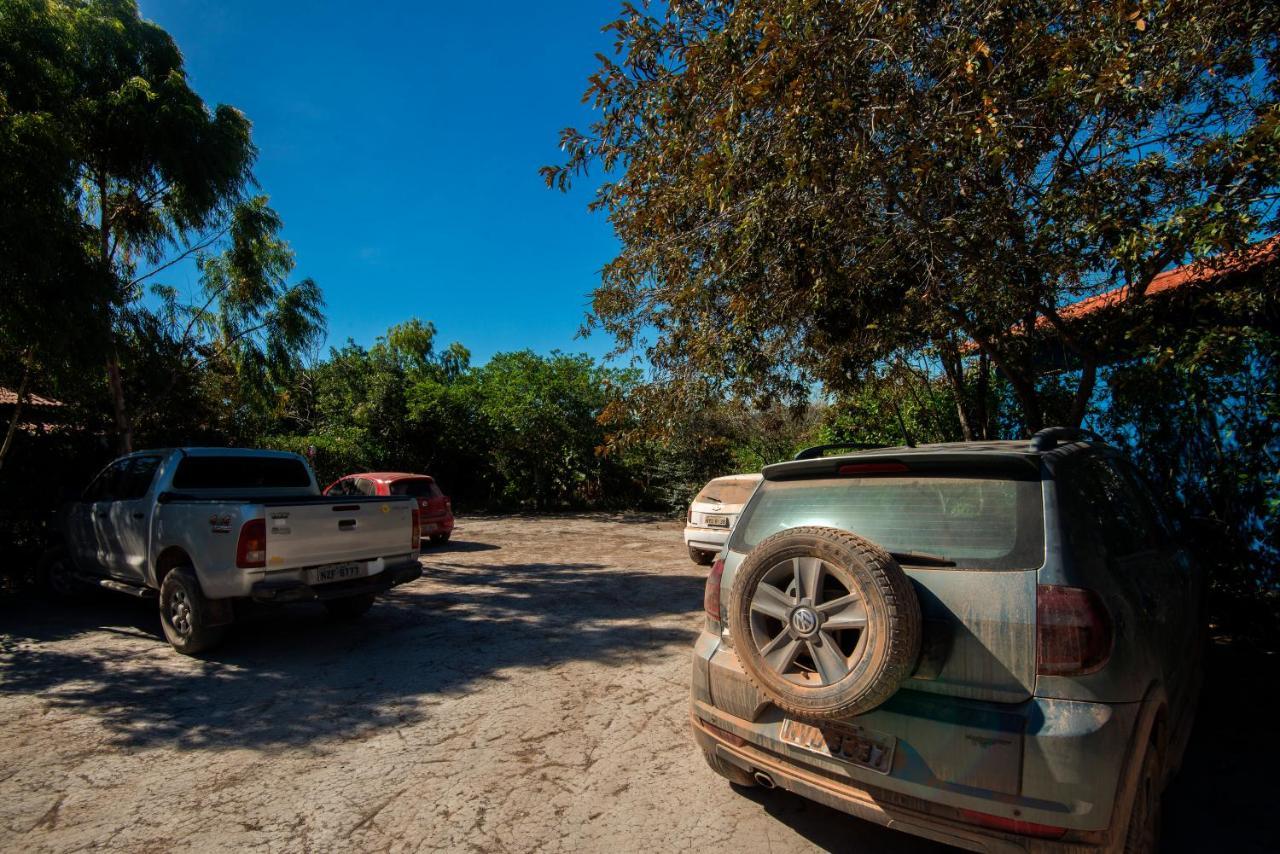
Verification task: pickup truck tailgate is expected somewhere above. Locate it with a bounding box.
[264,499,414,567]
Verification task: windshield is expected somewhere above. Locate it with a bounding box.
[172,456,313,491]
[390,478,442,498]
[694,477,760,506]
[729,474,1044,569]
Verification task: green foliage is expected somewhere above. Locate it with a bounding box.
[1089,279,1280,631]
[548,0,1280,431]
[0,0,265,453]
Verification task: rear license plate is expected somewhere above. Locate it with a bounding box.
[779,718,896,774]
[307,562,363,585]
[706,515,729,528]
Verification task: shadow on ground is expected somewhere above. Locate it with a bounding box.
[1162,640,1279,852]
[0,559,704,753]
[419,538,501,554]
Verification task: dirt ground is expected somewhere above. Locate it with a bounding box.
[0,515,1273,853]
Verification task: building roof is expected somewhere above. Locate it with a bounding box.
[1045,236,1279,327]
[0,387,63,408]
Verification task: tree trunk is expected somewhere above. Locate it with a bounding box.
[975,353,990,440]
[1068,356,1098,429]
[98,170,133,455]
[0,350,34,472]
[937,342,974,441]
[107,345,133,454]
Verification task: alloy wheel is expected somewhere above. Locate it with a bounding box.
[745,555,869,686]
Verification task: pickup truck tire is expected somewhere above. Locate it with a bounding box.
[159,567,228,655]
[429,533,450,545]
[728,526,921,719]
[37,548,82,599]
[323,593,376,620]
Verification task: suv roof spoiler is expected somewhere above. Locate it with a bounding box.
[1028,426,1107,452]
[793,443,885,461]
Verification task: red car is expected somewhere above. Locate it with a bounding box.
[323,472,455,545]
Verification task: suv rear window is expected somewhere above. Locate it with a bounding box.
[729,475,1045,570]
[694,478,759,506]
[390,478,442,498]
[172,456,312,490]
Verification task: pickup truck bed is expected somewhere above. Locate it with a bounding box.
[57,447,424,654]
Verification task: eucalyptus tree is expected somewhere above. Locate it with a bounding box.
[546,0,1280,433]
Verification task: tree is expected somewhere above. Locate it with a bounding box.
[546,0,1280,433]
[1,0,258,452]
[149,197,325,442]
[471,351,632,509]
[0,0,113,468]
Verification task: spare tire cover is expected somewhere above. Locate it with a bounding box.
[728,526,922,719]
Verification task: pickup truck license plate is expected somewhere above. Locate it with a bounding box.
[779,718,895,774]
[307,562,364,585]
[705,515,730,528]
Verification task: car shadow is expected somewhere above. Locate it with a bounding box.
[420,538,500,553]
[1161,638,1279,852]
[0,560,706,752]
[737,785,950,852]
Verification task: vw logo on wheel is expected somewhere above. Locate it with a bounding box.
[790,607,819,636]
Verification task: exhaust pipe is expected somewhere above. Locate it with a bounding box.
[753,771,777,789]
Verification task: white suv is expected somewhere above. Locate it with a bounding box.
[683,473,762,565]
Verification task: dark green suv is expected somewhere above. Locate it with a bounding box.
[691,428,1202,852]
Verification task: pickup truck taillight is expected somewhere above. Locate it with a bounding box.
[411,507,421,548]
[236,519,267,568]
[1036,585,1113,676]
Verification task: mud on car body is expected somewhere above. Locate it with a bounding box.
[691,428,1202,853]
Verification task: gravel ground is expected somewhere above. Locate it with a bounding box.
[2,515,1270,853]
[0,515,944,853]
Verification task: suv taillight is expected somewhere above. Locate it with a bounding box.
[958,809,1067,839]
[236,519,267,568]
[411,507,421,549]
[1036,585,1113,676]
[704,557,725,622]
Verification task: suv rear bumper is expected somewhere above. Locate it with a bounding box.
[692,713,1112,852]
[249,558,422,603]
[692,630,1141,847]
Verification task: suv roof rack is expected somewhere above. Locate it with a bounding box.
[793,443,884,461]
[1029,426,1107,452]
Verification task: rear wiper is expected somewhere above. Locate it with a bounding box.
[890,550,957,567]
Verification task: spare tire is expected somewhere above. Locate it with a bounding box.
[728,526,921,719]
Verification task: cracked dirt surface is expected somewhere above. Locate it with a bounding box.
[0,515,950,853]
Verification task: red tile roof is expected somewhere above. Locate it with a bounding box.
[0,387,63,407]
[1047,236,1279,326]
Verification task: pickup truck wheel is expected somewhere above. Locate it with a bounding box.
[324,593,376,620]
[38,549,82,599]
[429,533,450,545]
[159,568,227,655]
[688,546,716,566]
[728,526,921,719]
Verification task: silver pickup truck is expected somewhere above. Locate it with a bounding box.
[47,447,423,654]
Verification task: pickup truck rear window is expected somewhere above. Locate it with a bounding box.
[390,478,442,498]
[729,475,1045,570]
[172,456,312,490]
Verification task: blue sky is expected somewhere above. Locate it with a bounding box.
[137,0,622,366]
